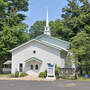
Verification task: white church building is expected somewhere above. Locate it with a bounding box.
[10,11,75,76]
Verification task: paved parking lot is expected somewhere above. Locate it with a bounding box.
[0,80,90,90]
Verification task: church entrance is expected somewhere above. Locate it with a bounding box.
[24,57,42,76]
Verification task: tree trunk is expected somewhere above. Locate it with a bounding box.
[80,68,82,76]
[0,60,3,73]
[74,71,78,80]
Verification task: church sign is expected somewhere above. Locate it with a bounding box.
[47,64,55,77]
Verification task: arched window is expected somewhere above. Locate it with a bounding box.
[31,64,33,70]
[35,64,38,70]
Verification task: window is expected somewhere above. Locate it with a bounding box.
[19,63,23,72]
[31,64,33,70]
[35,64,38,70]
[33,50,36,54]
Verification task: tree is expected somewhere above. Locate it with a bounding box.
[0,0,29,72]
[0,0,29,30]
[29,21,45,39]
[50,20,64,39]
[60,0,90,75]
[70,31,90,73]
[59,0,90,39]
[29,19,65,40]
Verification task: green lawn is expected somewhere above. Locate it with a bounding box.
[0,74,10,77]
[78,76,90,81]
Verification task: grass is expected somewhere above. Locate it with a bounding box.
[77,76,90,81]
[77,71,90,81]
[0,74,10,77]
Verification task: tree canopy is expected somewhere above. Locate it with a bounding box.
[61,0,90,73]
[0,0,29,69]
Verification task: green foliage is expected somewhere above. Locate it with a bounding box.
[29,21,45,39]
[55,64,59,78]
[0,23,29,62]
[39,72,46,78]
[9,72,28,78]
[20,72,28,77]
[61,0,90,74]
[0,0,29,68]
[44,70,47,78]
[70,31,90,72]
[78,76,90,81]
[15,71,19,77]
[9,71,20,78]
[29,19,65,40]
[50,20,65,39]
[60,0,90,40]
[61,76,75,80]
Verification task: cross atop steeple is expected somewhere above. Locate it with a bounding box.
[44,9,51,36]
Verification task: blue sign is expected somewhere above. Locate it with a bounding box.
[48,64,54,67]
[85,74,88,79]
[47,64,55,77]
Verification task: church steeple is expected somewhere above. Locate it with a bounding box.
[44,9,51,36]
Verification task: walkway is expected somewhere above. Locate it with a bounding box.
[0,75,55,81]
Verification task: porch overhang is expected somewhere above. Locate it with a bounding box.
[3,60,12,65]
[25,57,43,63]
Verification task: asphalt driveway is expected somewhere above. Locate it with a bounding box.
[0,80,90,90]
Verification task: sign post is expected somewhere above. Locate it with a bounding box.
[46,63,56,80]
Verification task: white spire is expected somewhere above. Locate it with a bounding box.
[44,9,51,36]
[46,9,49,27]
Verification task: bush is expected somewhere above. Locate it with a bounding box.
[55,64,59,79]
[61,76,74,80]
[15,71,19,77]
[9,71,20,78]
[45,70,47,77]
[20,72,28,77]
[39,72,46,78]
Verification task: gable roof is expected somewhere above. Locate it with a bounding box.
[10,34,70,52]
[35,34,69,51]
[25,57,43,63]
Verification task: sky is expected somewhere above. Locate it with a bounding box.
[23,0,68,28]
[23,0,90,28]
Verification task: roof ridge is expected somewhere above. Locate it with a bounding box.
[35,34,44,40]
[38,34,69,44]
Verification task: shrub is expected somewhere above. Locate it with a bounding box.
[15,71,19,77]
[45,70,47,77]
[20,72,28,77]
[55,64,59,79]
[39,72,46,78]
[61,76,74,80]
